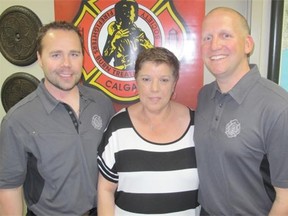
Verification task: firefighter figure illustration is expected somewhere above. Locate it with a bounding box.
[102,0,153,70]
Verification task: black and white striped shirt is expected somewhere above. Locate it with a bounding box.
[98,108,200,215]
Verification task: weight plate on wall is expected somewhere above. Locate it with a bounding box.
[1,72,40,112]
[0,5,42,66]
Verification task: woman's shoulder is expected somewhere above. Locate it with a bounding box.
[172,101,193,113]
[171,101,195,124]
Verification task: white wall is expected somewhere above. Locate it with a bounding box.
[0,0,54,120]
[0,0,272,120]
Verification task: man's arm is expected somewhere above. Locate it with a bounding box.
[97,173,118,216]
[0,186,24,216]
[269,187,288,216]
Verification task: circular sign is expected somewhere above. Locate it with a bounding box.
[0,5,42,66]
[1,72,40,112]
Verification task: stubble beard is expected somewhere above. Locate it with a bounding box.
[45,74,81,92]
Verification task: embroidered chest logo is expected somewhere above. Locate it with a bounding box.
[225,119,241,138]
[91,114,103,130]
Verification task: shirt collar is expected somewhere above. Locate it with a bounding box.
[209,64,261,104]
[36,80,59,114]
[36,80,89,114]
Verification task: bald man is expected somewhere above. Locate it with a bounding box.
[194,7,288,215]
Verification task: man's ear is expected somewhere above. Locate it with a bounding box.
[37,51,43,67]
[245,35,254,56]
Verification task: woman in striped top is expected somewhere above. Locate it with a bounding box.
[97,47,200,215]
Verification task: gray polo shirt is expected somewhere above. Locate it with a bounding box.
[194,64,288,215]
[0,81,115,215]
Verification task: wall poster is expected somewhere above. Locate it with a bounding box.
[54,0,205,110]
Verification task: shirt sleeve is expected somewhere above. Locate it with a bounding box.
[267,107,288,188]
[97,118,119,183]
[0,117,27,188]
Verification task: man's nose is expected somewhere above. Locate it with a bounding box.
[211,37,222,50]
[62,56,71,67]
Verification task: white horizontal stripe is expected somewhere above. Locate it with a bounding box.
[98,157,118,181]
[117,168,199,193]
[101,140,117,168]
[111,126,195,153]
[115,205,201,216]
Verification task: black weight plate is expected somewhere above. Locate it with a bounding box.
[1,72,40,112]
[0,5,42,66]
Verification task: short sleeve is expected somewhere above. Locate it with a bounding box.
[97,119,119,183]
[0,117,27,188]
[267,107,288,188]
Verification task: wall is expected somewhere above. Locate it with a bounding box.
[0,0,271,120]
[0,0,54,120]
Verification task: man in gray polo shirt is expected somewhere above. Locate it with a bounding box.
[0,21,115,215]
[194,7,288,215]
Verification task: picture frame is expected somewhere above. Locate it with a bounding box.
[268,0,288,91]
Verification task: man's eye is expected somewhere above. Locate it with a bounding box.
[160,78,169,83]
[51,53,60,58]
[203,36,212,42]
[223,33,231,38]
[71,52,80,57]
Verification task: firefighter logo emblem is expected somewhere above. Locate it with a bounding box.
[74,0,187,103]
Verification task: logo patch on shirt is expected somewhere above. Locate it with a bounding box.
[225,119,240,138]
[91,114,103,130]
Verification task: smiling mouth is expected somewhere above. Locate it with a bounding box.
[59,73,73,78]
[210,55,227,60]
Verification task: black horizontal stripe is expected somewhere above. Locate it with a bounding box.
[115,147,196,172]
[97,111,130,154]
[116,190,199,214]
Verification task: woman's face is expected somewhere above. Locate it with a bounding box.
[136,61,176,112]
